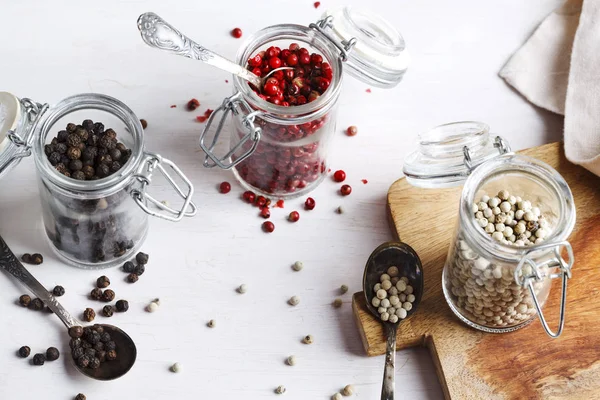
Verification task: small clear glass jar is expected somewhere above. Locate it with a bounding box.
[200,7,409,198]
[404,122,576,338]
[0,92,197,269]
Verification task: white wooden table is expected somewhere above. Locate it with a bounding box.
[0,1,563,399]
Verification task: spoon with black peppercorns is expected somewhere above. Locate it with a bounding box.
[137,12,292,90]
[0,235,137,380]
[363,242,424,400]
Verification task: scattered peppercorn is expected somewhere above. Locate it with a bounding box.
[46,347,60,361]
[69,326,84,338]
[96,276,110,288]
[19,294,31,307]
[187,98,200,111]
[136,252,149,265]
[292,261,303,271]
[33,353,45,365]
[237,284,247,294]
[134,264,145,276]
[101,289,115,302]
[288,211,300,222]
[346,126,358,136]
[260,207,271,219]
[127,273,139,283]
[336,206,344,214]
[52,285,65,297]
[102,305,114,317]
[106,350,117,361]
[25,253,43,265]
[288,296,300,306]
[21,254,32,263]
[140,119,148,129]
[262,221,275,233]
[333,298,343,308]
[305,197,316,210]
[342,384,355,396]
[303,335,314,344]
[207,319,216,328]
[90,288,103,301]
[122,261,135,273]
[231,27,243,39]
[332,393,343,400]
[340,284,349,294]
[75,394,86,400]
[171,362,183,373]
[314,1,321,8]
[146,301,159,313]
[275,386,286,395]
[18,346,30,358]
[286,355,296,366]
[115,300,129,312]
[340,184,352,196]
[333,170,346,182]
[28,298,44,311]
[83,308,96,322]
[219,181,231,194]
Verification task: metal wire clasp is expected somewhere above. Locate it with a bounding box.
[130,152,197,222]
[2,99,48,170]
[463,136,511,171]
[514,241,574,338]
[199,92,262,170]
[309,16,357,62]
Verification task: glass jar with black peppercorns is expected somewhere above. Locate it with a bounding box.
[0,92,197,268]
[198,7,409,198]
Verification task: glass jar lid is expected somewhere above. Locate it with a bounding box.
[403,121,511,188]
[0,92,37,180]
[319,6,409,88]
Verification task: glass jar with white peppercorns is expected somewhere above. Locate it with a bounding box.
[194,7,409,198]
[403,122,576,338]
[0,92,196,269]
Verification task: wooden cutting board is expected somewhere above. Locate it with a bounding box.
[351,142,600,400]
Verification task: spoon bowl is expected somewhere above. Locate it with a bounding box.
[0,235,137,380]
[362,241,424,400]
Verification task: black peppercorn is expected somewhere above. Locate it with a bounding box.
[84,348,96,358]
[83,308,96,322]
[29,298,44,311]
[96,163,110,178]
[82,165,95,179]
[55,163,68,175]
[100,332,111,343]
[75,127,89,141]
[66,133,82,147]
[69,159,83,171]
[52,285,65,297]
[122,261,135,273]
[71,347,85,360]
[82,119,94,132]
[98,154,112,165]
[56,142,68,154]
[44,144,54,156]
[57,130,69,142]
[96,275,110,289]
[136,252,149,265]
[105,341,116,351]
[81,341,92,349]
[66,123,77,133]
[102,305,114,317]
[110,161,122,172]
[99,135,115,149]
[92,324,104,334]
[69,326,84,338]
[106,349,117,361]
[21,253,31,263]
[96,350,106,362]
[31,253,43,265]
[77,355,90,368]
[109,148,121,161]
[48,152,61,166]
[127,273,139,283]
[93,341,104,352]
[46,347,60,361]
[134,264,145,276]
[18,346,31,358]
[72,170,86,180]
[90,288,103,301]
[140,119,148,129]
[75,393,87,400]
[101,289,115,302]
[104,128,117,140]
[19,294,31,307]
[70,338,82,350]
[115,299,129,312]
[66,146,81,160]
[116,142,127,152]
[33,353,46,366]
[89,357,101,369]
[94,122,104,134]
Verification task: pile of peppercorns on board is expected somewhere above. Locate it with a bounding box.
[44,119,132,180]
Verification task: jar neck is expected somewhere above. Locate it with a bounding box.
[233,23,344,124]
[459,154,576,262]
[33,93,145,196]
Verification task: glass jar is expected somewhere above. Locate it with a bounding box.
[404,122,576,338]
[0,92,197,269]
[200,7,409,198]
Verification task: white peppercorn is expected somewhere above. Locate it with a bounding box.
[483,208,493,218]
[535,228,547,238]
[380,312,390,321]
[495,223,505,232]
[332,393,342,400]
[478,218,488,228]
[380,298,390,308]
[498,190,510,200]
[508,195,517,205]
[336,206,344,214]
[237,284,247,294]
[485,223,495,233]
[286,355,296,366]
[373,283,382,292]
[400,277,409,284]
[475,211,484,219]
[376,289,387,300]
[387,266,399,277]
[396,308,408,319]
[399,293,407,302]
[389,314,399,323]
[500,201,511,212]
[396,280,407,292]
[380,274,391,282]
[207,319,216,328]
[492,206,501,215]
[342,384,355,396]
[146,301,159,313]
[288,296,300,306]
[488,197,501,208]
[275,385,286,394]
[503,226,513,237]
[405,285,414,294]
[492,231,504,241]
[371,297,381,307]
[407,294,416,303]
[303,335,314,344]
[402,302,413,311]
[388,287,399,296]
[340,285,349,294]
[381,280,392,291]
[170,362,183,373]
[333,298,343,308]
[477,201,488,211]
[389,295,400,306]
[292,261,303,271]
[524,211,536,222]
[378,306,388,314]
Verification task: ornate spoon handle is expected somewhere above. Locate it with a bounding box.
[137,12,262,88]
[0,235,79,329]
[381,323,398,400]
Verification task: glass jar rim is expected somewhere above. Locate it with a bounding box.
[459,153,576,262]
[33,93,145,195]
[233,23,343,123]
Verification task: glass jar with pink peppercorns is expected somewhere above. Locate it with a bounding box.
[200,7,409,198]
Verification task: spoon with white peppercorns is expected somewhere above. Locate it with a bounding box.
[0,235,137,380]
[363,242,424,400]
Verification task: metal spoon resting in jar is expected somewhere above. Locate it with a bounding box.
[137,12,292,90]
[0,235,136,380]
[363,242,424,400]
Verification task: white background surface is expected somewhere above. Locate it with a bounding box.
[0,1,563,399]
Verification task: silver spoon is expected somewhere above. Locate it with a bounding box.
[137,12,292,89]
[363,242,424,400]
[0,235,136,380]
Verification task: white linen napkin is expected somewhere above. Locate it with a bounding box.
[500,0,600,177]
